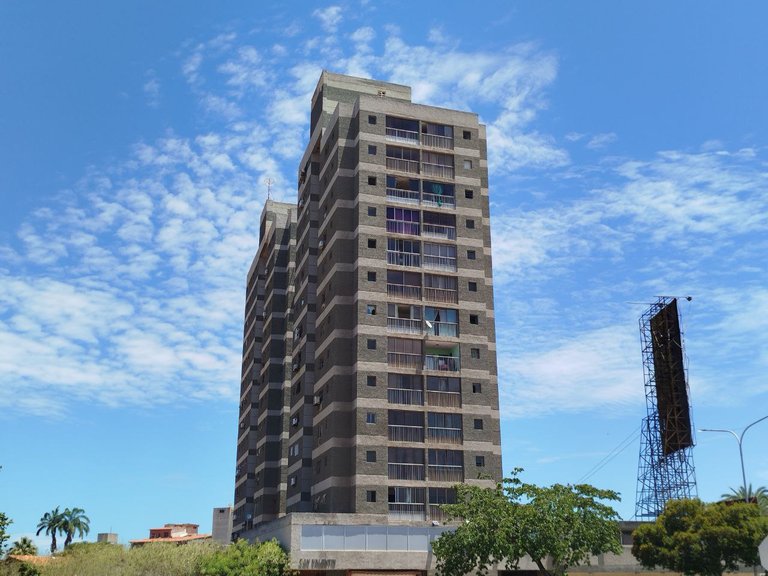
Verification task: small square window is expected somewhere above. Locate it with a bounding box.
[366,450,377,462]
[367,304,377,315]
[464,160,473,170]
[474,418,484,430]
[367,271,377,282]
[465,189,474,199]
[367,338,377,350]
[368,206,377,217]
[467,250,476,260]
[366,490,377,502]
[468,281,478,292]
[368,144,377,155]
[471,348,480,359]
[476,456,485,467]
[368,238,377,249]
[368,115,377,125]
[472,382,482,393]
[367,375,377,386]
[366,412,376,424]
[469,314,479,325]
[368,176,377,185]
[466,219,475,229]
[463,130,471,140]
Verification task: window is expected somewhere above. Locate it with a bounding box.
[466,219,475,229]
[368,238,377,249]
[368,206,377,217]
[467,250,476,260]
[368,176,377,185]
[470,348,480,359]
[368,144,377,155]
[366,450,377,462]
[368,115,377,125]
[472,382,482,394]
[367,304,377,315]
[463,130,471,140]
[463,160,473,169]
[367,271,377,282]
[366,412,376,424]
[474,418,484,430]
[367,338,377,350]
[366,490,377,502]
[465,189,474,199]
[367,375,377,386]
[469,314,479,325]
[468,281,478,292]
[475,455,485,467]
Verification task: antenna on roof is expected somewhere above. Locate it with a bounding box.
[266,177,274,199]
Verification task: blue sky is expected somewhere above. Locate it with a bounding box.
[1,0,767,550]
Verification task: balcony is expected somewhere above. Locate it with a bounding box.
[423,255,457,272]
[386,220,420,236]
[388,352,422,370]
[388,425,425,443]
[388,503,425,520]
[422,223,456,240]
[428,464,464,482]
[387,317,422,335]
[427,390,462,408]
[387,387,424,405]
[422,192,455,209]
[388,463,425,481]
[386,127,419,145]
[387,283,422,300]
[425,321,458,338]
[424,287,458,304]
[387,251,420,268]
[387,187,420,205]
[421,162,454,179]
[421,132,454,150]
[386,157,420,174]
[424,355,460,372]
[427,427,463,444]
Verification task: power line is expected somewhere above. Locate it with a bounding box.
[579,425,642,483]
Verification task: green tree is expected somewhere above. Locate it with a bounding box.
[7,538,38,556]
[0,513,12,557]
[200,539,291,576]
[721,484,768,515]
[59,508,89,549]
[431,468,623,576]
[35,508,63,555]
[632,498,768,576]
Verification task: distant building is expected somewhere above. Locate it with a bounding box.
[212,506,233,545]
[96,532,118,545]
[129,523,211,547]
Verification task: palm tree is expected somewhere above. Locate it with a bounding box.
[721,484,768,514]
[36,507,63,554]
[60,507,90,548]
[8,536,38,556]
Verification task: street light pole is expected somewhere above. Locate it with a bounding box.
[700,414,768,502]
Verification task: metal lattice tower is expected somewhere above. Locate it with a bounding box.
[635,297,697,519]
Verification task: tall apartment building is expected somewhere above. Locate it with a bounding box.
[233,72,501,571]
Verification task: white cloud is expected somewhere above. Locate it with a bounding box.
[587,132,617,149]
[313,6,343,32]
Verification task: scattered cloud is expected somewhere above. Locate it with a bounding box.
[587,132,617,149]
[313,6,343,32]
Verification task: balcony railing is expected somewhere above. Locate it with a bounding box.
[427,427,463,444]
[388,425,425,443]
[387,388,424,405]
[422,223,456,240]
[387,317,422,335]
[428,464,464,482]
[388,463,425,481]
[388,503,425,520]
[421,133,454,150]
[427,390,462,408]
[425,321,458,338]
[386,221,420,236]
[421,162,454,179]
[388,352,422,370]
[428,505,449,522]
[424,287,459,304]
[423,255,457,272]
[424,355,460,372]
[387,284,422,300]
[386,187,420,205]
[387,251,420,268]
[386,128,420,144]
[387,158,420,174]
[422,192,455,209]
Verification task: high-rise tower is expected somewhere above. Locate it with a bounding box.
[233,72,502,569]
